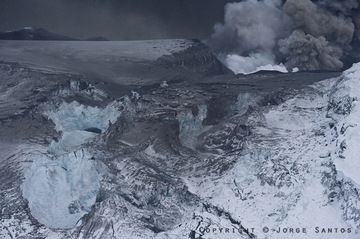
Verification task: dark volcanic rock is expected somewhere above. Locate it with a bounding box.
[0,27,77,41]
[156,39,233,76]
[86,36,109,41]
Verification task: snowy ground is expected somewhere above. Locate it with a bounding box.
[0,39,225,87]
[0,40,359,239]
[181,63,360,239]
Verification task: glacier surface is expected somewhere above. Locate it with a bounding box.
[22,150,102,229]
[21,100,124,229]
[1,40,360,239]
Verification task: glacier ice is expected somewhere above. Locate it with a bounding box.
[46,101,123,133]
[48,130,96,155]
[235,93,260,115]
[46,100,129,155]
[177,105,207,149]
[21,150,102,229]
[21,100,125,229]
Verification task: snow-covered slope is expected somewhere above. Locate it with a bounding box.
[1,41,360,239]
[0,40,230,87]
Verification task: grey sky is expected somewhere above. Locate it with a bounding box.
[0,0,234,40]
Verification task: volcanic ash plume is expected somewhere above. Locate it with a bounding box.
[210,0,360,73]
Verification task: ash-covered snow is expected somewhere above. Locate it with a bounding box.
[0,39,192,64]
[2,42,360,239]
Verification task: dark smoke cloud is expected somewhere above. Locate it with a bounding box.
[317,0,359,14]
[355,14,360,41]
[284,0,354,45]
[278,30,344,70]
[210,0,360,71]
